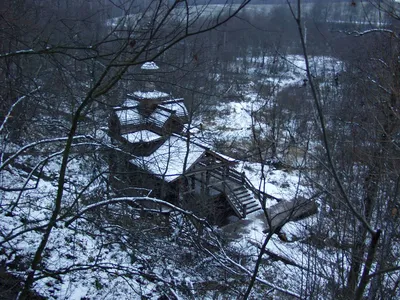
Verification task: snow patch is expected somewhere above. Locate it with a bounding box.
[141,61,159,70]
[130,135,206,182]
[132,91,169,99]
[122,130,161,143]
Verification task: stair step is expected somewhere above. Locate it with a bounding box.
[237,193,252,199]
[244,200,259,207]
[247,207,262,214]
[246,202,259,208]
[228,193,249,200]
[229,189,249,195]
[231,191,247,197]
[240,200,254,205]
[232,186,245,191]
[231,198,252,205]
[224,184,263,217]
[239,192,251,198]
[242,199,257,205]
[237,192,251,197]
[235,190,249,196]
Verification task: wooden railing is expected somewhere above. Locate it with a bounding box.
[185,165,246,218]
[208,171,246,218]
[226,168,282,203]
[186,162,282,217]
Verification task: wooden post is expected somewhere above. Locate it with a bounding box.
[191,175,195,190]
[201,172,205,193]
[243,204,247,219]
[206,171,210,195]
[177,178,181,204]
[222,167,226,192]
[140,206,145,218]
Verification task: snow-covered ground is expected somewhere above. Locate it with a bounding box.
[0,54,344,299]
[196,55,343,150]
[1,152,208,299]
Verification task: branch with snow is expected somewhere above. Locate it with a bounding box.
[0,86,41,134]
[197,233,301,298]
[64,197,209,228]
[0,46,98,59]
[8,149,66,211]
[366,75,392,95]
[0,135,87,171]
[225,255,301,298]
[340,28,399,38]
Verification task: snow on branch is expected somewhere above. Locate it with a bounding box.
[0,46,98,59]
[343,28,398,38]
[83,135,140,160]
[0,86,41,133]
[0,135,87,171]
[64,197,208,227]
[191,229,301,298]
[226,255,301,298]
[199,234,301,298]
[0,223,49,247]
[8,149,65,209]
[0,49,35,58]
[367,75,391,95]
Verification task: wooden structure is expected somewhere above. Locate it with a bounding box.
[108,90,263,224]
[266,197,318,232]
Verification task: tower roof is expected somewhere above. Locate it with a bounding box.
[141,61,159,70]
[128,90,169,100]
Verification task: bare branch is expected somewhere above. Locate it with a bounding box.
[0,135,87,171]
[0,86,41,133]
[64,196,208,227]
[341,28,399,39]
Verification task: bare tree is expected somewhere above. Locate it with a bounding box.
[285,0,399,299]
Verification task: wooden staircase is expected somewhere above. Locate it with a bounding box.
[206,167,262,218]
[187,162,280,219]
[226,185,261,217]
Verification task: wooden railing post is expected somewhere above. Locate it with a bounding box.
[242,204,247,219]
[201,171,205,193]
[191,175,195,190]
[206,171,210,195]
[222,166,227,192]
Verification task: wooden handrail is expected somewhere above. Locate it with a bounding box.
[189,163,281,203]
[211,167,281,202]
[187,173,245,218]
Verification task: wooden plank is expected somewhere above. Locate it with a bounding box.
[266,197,318,231]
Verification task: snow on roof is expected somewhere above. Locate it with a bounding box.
[116,106,173,128]
[159,100,188,117]
[141,61,159,70]
[116,107,143,125]
[149,108,172,127]
[115,101,183,128]
[120,99,139,108]
[130,135,206,182]
[132,90,169,99]
[122,130,161,143]
[211,150,237,163]
[115,94,188,129]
